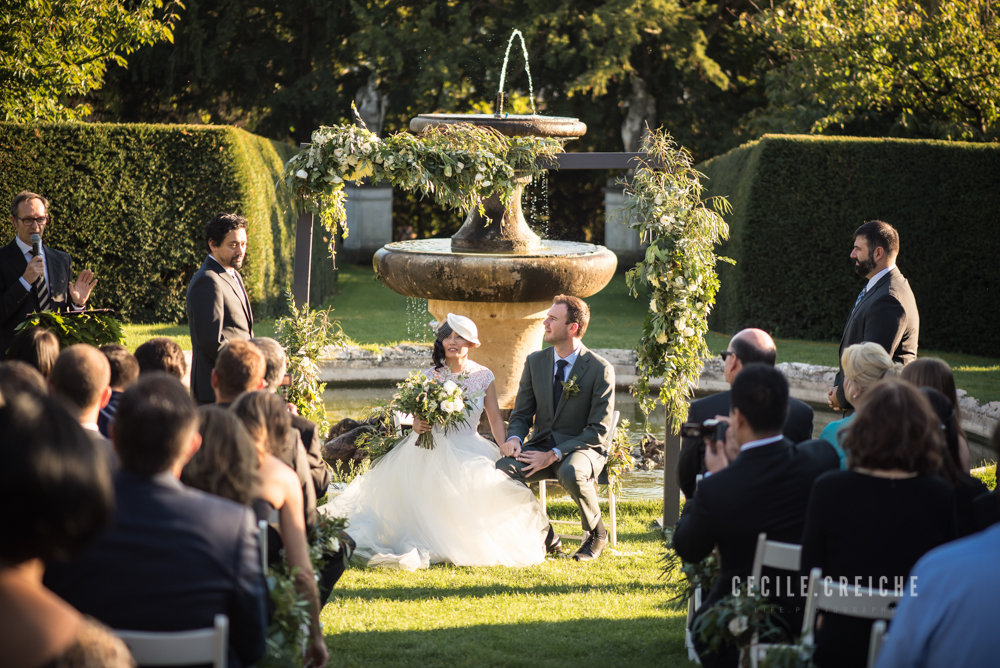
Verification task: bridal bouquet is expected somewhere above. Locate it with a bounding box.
[392,371,470,449]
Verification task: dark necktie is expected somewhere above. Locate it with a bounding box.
[552,359,569,407]
[27,250,50,312]
[852,287,867,312]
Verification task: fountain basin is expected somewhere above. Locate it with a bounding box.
[410,113,586,139]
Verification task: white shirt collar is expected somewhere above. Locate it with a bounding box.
[865,265,895,292]
[739,433,784,453]
[554,345,581,374]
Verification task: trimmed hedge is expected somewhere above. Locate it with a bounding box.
[0,122,336,322]
[697,134,1000,356]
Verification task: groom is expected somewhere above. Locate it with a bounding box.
[497,295,616,561]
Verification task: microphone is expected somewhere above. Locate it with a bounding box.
[30,233,41,257]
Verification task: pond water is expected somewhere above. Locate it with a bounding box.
[322,387,846,501]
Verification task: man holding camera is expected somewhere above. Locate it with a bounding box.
[677,328,813,499]
[672,364,839,668]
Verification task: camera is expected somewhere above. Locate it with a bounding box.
[680,418,728,442]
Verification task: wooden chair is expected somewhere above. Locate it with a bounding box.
[745,532,803,668]
[115,614,229,667]
[801,567,902,663]
[537,410,621,546]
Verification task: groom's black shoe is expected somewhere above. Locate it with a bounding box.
[544,525,563,555]
[572,530,608,562]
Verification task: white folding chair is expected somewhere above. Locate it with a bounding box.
[538,410,621,546]
[684,583,704,664]
[867,620,888,668]
[115,614,228,667]
[801,567,901,661]
[256,519,269,572]
[745,532,803,667]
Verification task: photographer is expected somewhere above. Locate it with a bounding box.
[672,364,839,668]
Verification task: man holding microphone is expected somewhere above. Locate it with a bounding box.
[0,191,97,356]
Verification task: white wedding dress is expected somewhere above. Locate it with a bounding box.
[322,360,547,570]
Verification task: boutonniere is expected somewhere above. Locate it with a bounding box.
[561,375,580,398]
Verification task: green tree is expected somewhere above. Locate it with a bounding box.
[746,0,1000,141]
[0,0,182,121]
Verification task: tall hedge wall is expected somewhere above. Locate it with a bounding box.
[697,134,1000,356]
[0,122,336,322]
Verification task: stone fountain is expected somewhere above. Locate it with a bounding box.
[373,112,617,409]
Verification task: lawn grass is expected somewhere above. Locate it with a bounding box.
[320,499,688,667]
[121,264,1000,403]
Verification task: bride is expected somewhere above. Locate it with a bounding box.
[322,313,548,570]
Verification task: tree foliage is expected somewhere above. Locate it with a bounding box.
[0,0,182,122]
[746,0,1000,141]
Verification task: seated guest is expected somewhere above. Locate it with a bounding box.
[0,391,133,667]
[800,379,957,667]
[212,339,267,407]
[231,391,328,668]
[0,359,48,398]
[133,336,187,380]
[97,344,139,438]
[678,328,814,499]
[873,519,1000,667]
[901,357,971,471]
[182,405,260,507]
[819,342,902,464]
[44,374,269,668]
[673,364,839,668]
[7,325,58,378]
[49,344,116,469]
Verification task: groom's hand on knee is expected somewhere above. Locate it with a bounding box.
[518,449,556,476]
[500,437,521,458]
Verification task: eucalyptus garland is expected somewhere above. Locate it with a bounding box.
[281,119,563,256]
[623,129,732,428]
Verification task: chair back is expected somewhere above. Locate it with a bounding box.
[256,519,268,571]
[802,568,901,643]
[115,614,229,667]
[596,410,621,485]
[750,532,802,582]
[867,620,888,668]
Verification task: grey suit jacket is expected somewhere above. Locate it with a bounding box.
[835,267,919,407]
[186,255,254,403]
[0,239,73,356]
[506,344,616,458]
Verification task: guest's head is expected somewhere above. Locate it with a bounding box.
[918,387,963,483]
[49,344,112,423]
[112,373,200,477]
[182,406,260,505]
[901,358,963,427]
[100,344,139,391]
[545,295,590,346]
[0,360,48,399]
[7,326,59,378]
[0,392,112,565]
[251,337,288,392]
[231,390,291,458]
[212,340,266,404]
[852,220,899,278]
[723,328,777,384]
[134,337,187,380]
[841,342,903,408]
[204,212,248,271]
[842,378,944,474]
[729,363,789,444]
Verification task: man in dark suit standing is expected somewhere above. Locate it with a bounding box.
[678,328,814,499]
[0,191,97,355]
[497,295,616,562]
[673,364,839,668]
[187,212,254,403]
[829,219,919,411]
[44,373,269,668]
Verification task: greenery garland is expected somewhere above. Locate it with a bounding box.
[623,129,732,427]
[14,310,125,349]
[281,118,563,256]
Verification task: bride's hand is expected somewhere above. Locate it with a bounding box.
[412,415,431,434]
[500,437,521,458]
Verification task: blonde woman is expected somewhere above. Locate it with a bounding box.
[820,342,903,465]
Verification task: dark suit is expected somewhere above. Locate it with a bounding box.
[291,412,332,500]
[186,256,254,403]
[834,267,919,408]
[498,344,615,532]
[678,390,815,499]
[44,470,269,668]
[673,438,839,668]
[0,239,73,356]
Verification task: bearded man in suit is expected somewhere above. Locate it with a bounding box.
[497,295,616,562]
[828,220,919,412]
[186,212,254,404]
[0,191,97,356]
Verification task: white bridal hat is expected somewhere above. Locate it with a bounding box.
[446,313,480,346]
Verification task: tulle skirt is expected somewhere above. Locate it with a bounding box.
[321,427,547,570]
